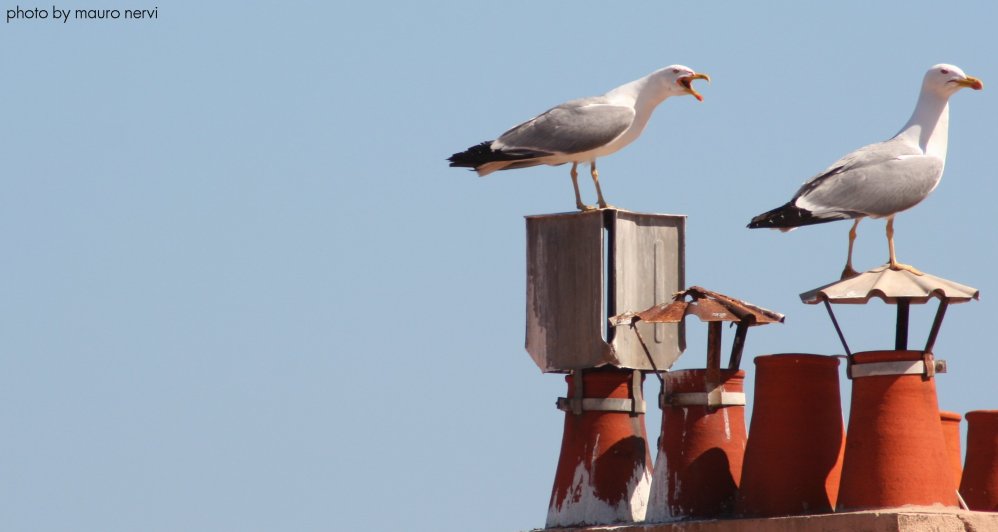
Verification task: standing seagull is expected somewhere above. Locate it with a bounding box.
[748,64,983,279]
[448,66,710,211]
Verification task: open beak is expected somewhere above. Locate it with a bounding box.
[953,75,984,90]
[679,72,711,101]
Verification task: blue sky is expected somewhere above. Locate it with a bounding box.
[2,2,996,531]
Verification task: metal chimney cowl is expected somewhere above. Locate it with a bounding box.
[525,208,685,373]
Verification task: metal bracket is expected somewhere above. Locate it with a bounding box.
[556,397,648,414]
[848,354,947,379]
[557,369,647,415]
[923,352,937,379]
[664,391,746,407]
[630,370,644,416]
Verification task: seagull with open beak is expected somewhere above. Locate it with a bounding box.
[449,65,710,210]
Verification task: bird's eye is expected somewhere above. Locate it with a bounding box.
[940,69,950,75]
[672,69,680,74]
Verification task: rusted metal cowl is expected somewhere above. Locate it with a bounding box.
[610,285,784,373]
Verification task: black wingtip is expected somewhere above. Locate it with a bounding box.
[448,141,497,168]
[448,140,552,171]
[748,202,821,229]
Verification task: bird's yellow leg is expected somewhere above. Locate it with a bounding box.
[591,161,613,209]
[841,219,862,279]
[571,163,595,211]
[886,216,924,275]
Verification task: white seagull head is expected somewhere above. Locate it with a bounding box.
[923,64,984,98]
[653,65,711,101]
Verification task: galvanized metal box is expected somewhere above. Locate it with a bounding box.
[525,209,685,372]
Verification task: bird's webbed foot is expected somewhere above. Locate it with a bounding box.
[888,261,925,276]
[840,265,861,280]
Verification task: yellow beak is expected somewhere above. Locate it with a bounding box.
[680,72,711,101]
[955,75,984,90]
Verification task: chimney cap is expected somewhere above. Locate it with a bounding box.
[610,285,784,327]
[800,267,980,305]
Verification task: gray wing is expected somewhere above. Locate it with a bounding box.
[794,138,944,218]
[494,97,635,155]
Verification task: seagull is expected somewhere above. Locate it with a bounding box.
[448,66,710,211]
[748,64,983,279]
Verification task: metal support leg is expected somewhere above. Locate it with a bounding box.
[896,299,910,350]
[924,300,950,354]
[823,299,852,358]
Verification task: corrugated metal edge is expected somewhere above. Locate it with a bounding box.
[800,267,980,305]
[613,286,785,326]
[686,286,785,324]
